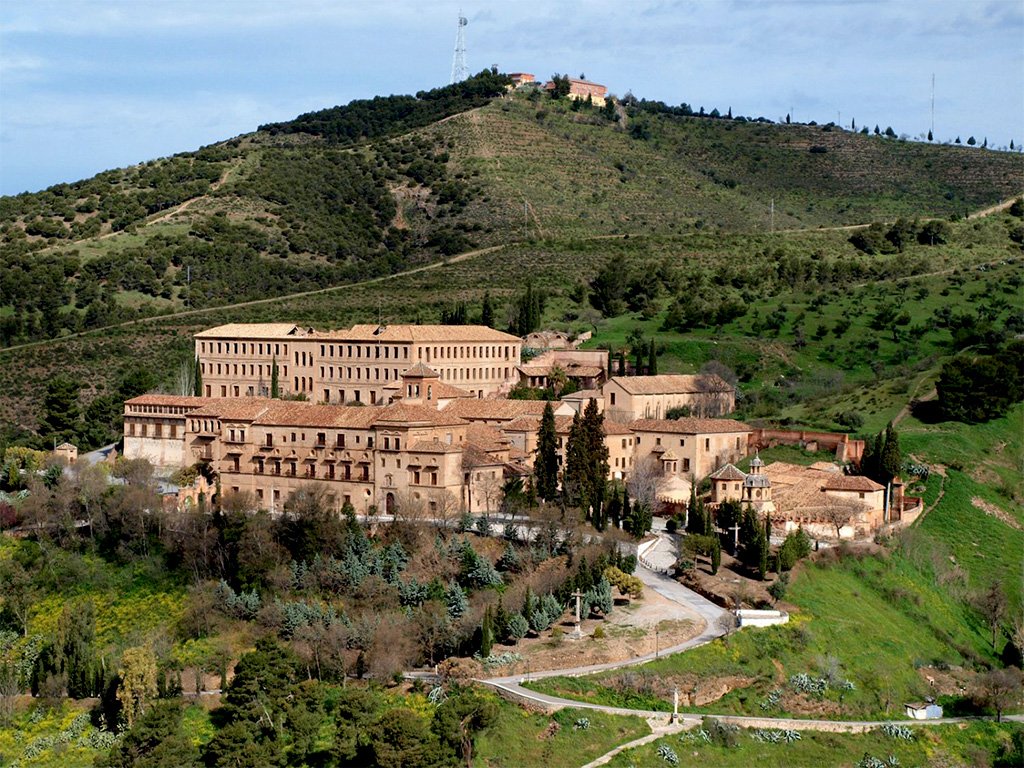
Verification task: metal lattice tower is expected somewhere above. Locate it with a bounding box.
[450,11,468,84]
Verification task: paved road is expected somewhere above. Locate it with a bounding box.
[482,558,729,709]
[478,550,1024,744]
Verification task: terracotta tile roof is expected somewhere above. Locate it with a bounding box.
[465,423,509,452]
[501,416,543,433]
[501,415,632,437]
[255,403,381,429]
[461,443,504,467]
[630,418,752,435]
[188,399,275,421]
[607,374,733,395]
[710,464,746,481]
[601,420,634,435]
[402,363,440,378]
[323,324,521,343]
[125,394,216,408]
[430,381,475,399]
[443,399,549,422]
[821,475,885,492]
[372,403,468,427]
[762,461,883,519]
[194,323,304,338]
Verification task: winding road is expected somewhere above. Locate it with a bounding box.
[472,532,1022,767]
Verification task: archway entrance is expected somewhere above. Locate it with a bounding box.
[385,492,396,516]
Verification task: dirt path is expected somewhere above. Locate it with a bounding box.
[892,384,937,426]
[911,465,946,529]
[0,243,509,356]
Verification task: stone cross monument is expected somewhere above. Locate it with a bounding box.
[570,589,584,640]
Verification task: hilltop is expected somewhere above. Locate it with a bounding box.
[0,70,1022,438]
[1,70,1021,348]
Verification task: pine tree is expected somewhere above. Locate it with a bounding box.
[193,357,203,396]
[563,412,590,511]
[880,422,902,482]
[534,402,559,501]
[271,356,280,399]
[647,339,657,375]
[481,292,494,327]
[927,129,933,141]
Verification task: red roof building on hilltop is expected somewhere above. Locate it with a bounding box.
[543,77,608,106]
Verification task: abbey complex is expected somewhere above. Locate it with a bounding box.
[123,322,906,539]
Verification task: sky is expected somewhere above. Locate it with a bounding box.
[1,0,1022,196]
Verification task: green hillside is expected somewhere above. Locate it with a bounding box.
[1,72,1020,355]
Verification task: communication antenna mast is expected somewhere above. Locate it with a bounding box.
[930,73,935,136]
[450,11,468,84]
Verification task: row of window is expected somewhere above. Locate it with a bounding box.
[129,405,191,415]
[314,344,410,361]
[201,361,289,378]
[200,341,288,357]
[126,421,178,438]
[420,344,514,362]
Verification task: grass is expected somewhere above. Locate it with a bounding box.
[525,412,1024,721]
[473,704,650,768]
[526,542,997,719]
[606,721,1022,767]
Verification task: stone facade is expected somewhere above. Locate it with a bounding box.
[603,374,735,423]
[195,323,523,405]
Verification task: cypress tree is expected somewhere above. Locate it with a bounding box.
[582,398,609,518]
[480,606,494,657]
[859,436,876,480]
[757,526,769,581]
[872,432,884,481]
[564,412,590,512]
[534,402,560,501]
[271,356,280,398]
[880,422,902,483]
[193,357,203,396]
[617,351,627,376]
[481,291,494,328]
[647,339,657,375]
[622,486,631,530]
[634,347,644,376]
[608,488,622,530]
[710,537,721,575]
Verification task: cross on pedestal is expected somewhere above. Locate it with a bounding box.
[570,589,584,640]
[729,523,741,553]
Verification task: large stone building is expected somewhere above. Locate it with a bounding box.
[602,374,735,422]
[195,323,523,405]
[709,459,888,539]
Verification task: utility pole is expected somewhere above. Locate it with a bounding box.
[770,197,774,233]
